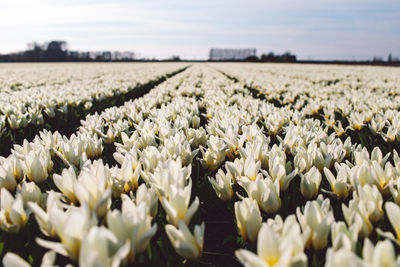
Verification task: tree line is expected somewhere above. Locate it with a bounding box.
[0,41,135,62]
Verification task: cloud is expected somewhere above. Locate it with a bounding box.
[0,0,399,59]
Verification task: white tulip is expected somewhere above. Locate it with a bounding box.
[165,220,204,260]
[296,196,334,250]
[79,226,130,267]
[74,161,111,218]
[235,198,262,242]
[134,184,158,218]
[148,158,191,198]
[356,184,383,223]
[53,166,78,203]
[36,204,97,261]
[325,248,365,267]
[385,201,400,242]
[300,166,321,199]
[18,181,43,206]
[323,166,350,199]
[0,155,23,191]
[363,238,398,267]
[161,183,199,226]
[236,223,307,267]
[208,169,233,201]
[23,151,49,183]
[2,252,30,267]
[28,191,64,238]
[107,194,157,263]
[0,189,27,233]
[238,175,281,214]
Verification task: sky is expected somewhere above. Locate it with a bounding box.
[0,0,399,60]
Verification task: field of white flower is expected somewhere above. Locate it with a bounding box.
[1,63,400,266]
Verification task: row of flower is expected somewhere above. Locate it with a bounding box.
[1,63,400,266]
[0,65,211,266]
[214,63,400,149]
[0,63,188,156]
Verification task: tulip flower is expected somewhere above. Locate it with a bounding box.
[147,158,191,198]
[165,220,205,260]
[141,146,163,173]
[342,198,373,239]
[208,169,233,201]
[161,183,199,226]
[38,129,60,152]
[296,196,334,250]
[36,204,97,261]
[238,175,281,214]
[356,184,383,223]
[23,151,49,183]
[53,166,78,203]
[235,198,262,242]
[330,221,358,252]
[385,202,400,242]
[0,189,27,233]
[226,158,244,183]
[294,147,313,173]
[107,195,157,262]
[164,134,198,166]
[118,155,141,192]
[74,160,112,218]
[323,166,350,199]
[242,155,261,181]
[370,160,396,194]
[362,238,398,267]
[199,136,227,171]
[236,223,307,267]
[300,166,321,199]
[134,184,158,218]
[325,248,365,267]
[28,191,64,238]
[185,128,207,148]
[0,155,23,191]
[268,156,297,192]
[79,226,130,267]
[350,162,375,188]
[0,163,17,191]
[18,181,43,207]
[389,180,400,206]
[2,252,30,267]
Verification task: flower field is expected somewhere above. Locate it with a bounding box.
[1,63,400,266]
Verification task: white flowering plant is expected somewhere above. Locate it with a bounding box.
[0,63,400,266]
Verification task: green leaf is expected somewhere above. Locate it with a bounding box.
[0,241,4,256]
[147,243,152,260]
[28,255,34,264]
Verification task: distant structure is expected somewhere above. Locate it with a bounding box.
[209,48,256,61]
[260,52,297,62]
[0,40,136,62]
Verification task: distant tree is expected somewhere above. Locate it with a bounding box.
[24,42,45,61]
[373,56,383,62]
[261,52,276,62]
[245,55,259,62]
[261,51,296,62]
[102,51,112,61]
[168,55,181,62]
[44,41,68,61]
[282,51,296,62]
[46,41,68,51]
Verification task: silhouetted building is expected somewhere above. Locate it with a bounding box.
[260,52,296,62]
[209,48,256,61]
